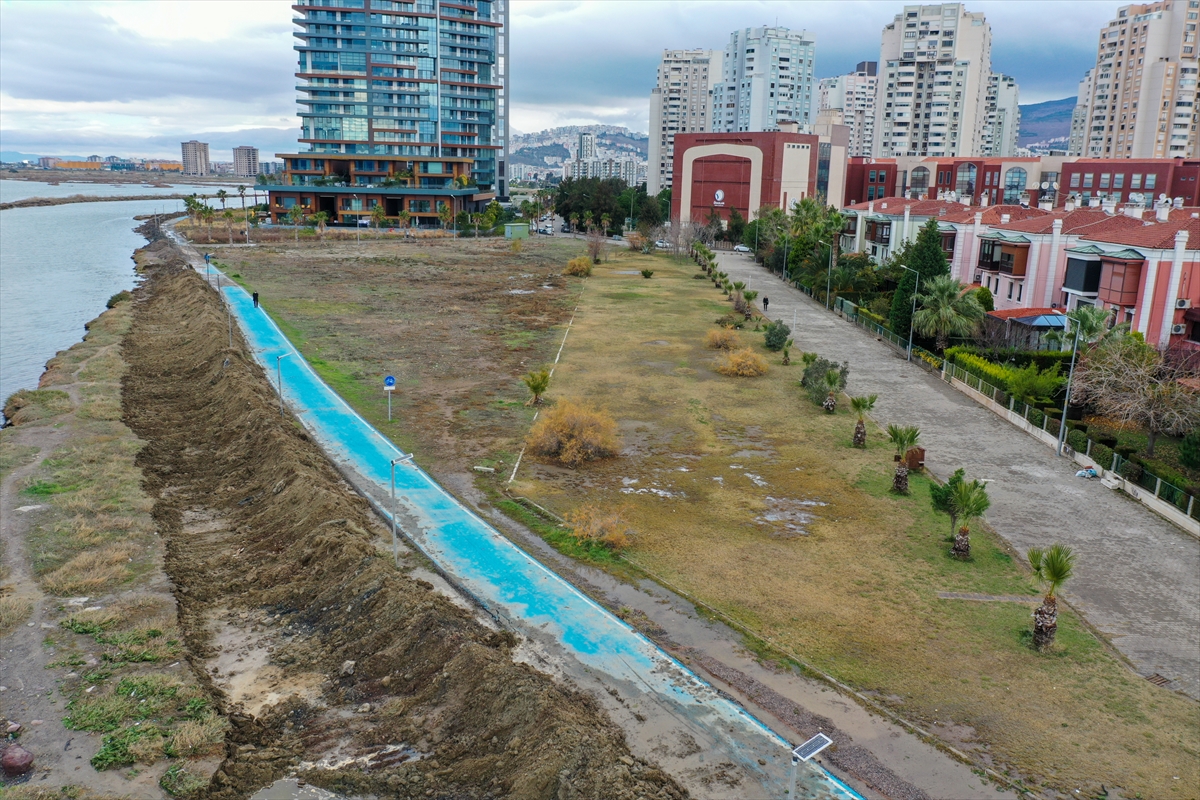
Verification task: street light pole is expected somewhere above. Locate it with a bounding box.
[899,265,918,362]
[817,239,834,309]
[1056,324,1083,457]
[276,353,290,416]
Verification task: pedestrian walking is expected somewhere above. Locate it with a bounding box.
[762,297,769,313]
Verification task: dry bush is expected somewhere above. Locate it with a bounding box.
[167,716,229,758]
[564,504,634,551]
[42,544,137,595]
[128,731,167,765]
[716,348,769,377]
[526,400,621,468]
[564,256,593,277]
[705,328,740,350]
[626,233,647,252]
[0,594,33,636]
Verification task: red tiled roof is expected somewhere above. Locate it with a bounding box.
[843,198,1050,225]
[1081,213,1199,250]
[988,307,1061,320]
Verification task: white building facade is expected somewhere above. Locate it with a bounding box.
[1077,1,1199,159]
[711,26,817,134]
[873,3,998,158]
[981,73,1020,156]
[181,140,210,176]
[233,146,259,178]
[817,61,879,156]
[648,49,720,194]
[1068,70,1095,156]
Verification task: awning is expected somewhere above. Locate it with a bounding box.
[1185,307,1200,323]
[1010,313,1068,328]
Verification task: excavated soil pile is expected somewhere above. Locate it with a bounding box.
[121,259,686,800]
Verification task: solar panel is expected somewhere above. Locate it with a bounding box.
[792,733,833,762]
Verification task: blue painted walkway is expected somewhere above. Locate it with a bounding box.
[217,276,862,800]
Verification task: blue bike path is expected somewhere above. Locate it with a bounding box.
[219,277,862,800]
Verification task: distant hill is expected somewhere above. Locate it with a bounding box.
[597,132,648,158]
[1018,97,1076,147]
[509,143,569,167]
[1,151,43,163]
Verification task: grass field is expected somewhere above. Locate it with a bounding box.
[509,248,1199,800]
[211,235,1199,799]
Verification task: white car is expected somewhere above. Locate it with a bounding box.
[655,240,671,249]
[733,244,751,253]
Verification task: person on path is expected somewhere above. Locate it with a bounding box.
[762,297,769,313]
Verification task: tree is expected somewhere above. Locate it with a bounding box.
[285,205,305,242]
[726,207,746,244]
[801,357,848,406]
[850,394,878,447]
[1006,362,1063,405]
[397,209,412,233]
[222,208,236,244]
[438,204,454,231]
[569,212,580,233]
[887,424,921,494]
[949,478,990,559]
[237,185,250,243]
[199,204,215,240]
[912,275,985,351]
[522,369,550,405]
[311,210,329,240]
[929,467,966,535]
[371,203,387,234]
[216,188,228,210]
[974,285,994,312]
[1028,544,1076,650]
[582,210,593,231]
[1074,336,1200,456]
[820,369,842,413]
[600,212,612,233]
[1045,305,1119,348]
[889,218,950,340]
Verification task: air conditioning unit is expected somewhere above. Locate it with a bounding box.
[1171,323,1187,335]
[1175,298,1193,309]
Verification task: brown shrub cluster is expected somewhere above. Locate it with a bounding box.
[526,400,621,468]
[716,348,769,377]
[705,328,740,350]
[564,256,593,277]
[564,504,633,551]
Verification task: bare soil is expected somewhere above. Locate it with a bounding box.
[117,252,685,799]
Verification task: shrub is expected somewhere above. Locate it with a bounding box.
[522,369,550,405]
[801,357,849,406]
[626,233,647,252]
[1119,460,1143,481]
[705,328,740,350]
[743,289,759,302]
[1090,443,1115,471]
[1115,444,1138,459]
[1028,408,1045,428]
[715,313,745,329]
[563,504,633,551]
[716,348,769,377]
[693,273,707,280]
[1096,433,1118,448]
[526,400,621,468]
[1180,429,1200,470]
[1006,362,1062,403]
[106,290,132,309]
[1066,429,1088,453]
[951,352,1015,391]
[763,320,791,352]
[564,256,592,277]
[641,269,654,279]
[943,345,1074,374]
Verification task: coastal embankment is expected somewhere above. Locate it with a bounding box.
[0,194,214,212]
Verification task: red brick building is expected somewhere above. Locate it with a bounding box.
[1058,159,1200,208]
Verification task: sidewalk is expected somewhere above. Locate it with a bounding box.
[718,251,1200,700]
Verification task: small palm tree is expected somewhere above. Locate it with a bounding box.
[397,209,412,235]
[801,351,818,368]
[522,369,550,405]
[582,210,593,231]
[570,213,580,232]
[781,338,794,366]
[222,208,235,244]
[1028,544,1076,650]
[822,369,841,413]
[949,479,990,559]
[850,394,878,447]
[199,205,215,240]
[912,275,985,351]
[437,204,453,230]
[371,203,387,235]
[285,206,305,242]
[216,188,228,209]
[887,424,921,493]
[311,211,329,240]
[600,212,611,232]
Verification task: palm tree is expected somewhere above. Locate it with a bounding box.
[216,188,228,210]
[569,213,580,233]
[522,369,550,405]
[822,369,841,413]
[199,205,215,241]
[781,338,794,366]
[397,209,411,235]
[600,212,612,233]
[949,478,990,559]
[1028,543,1076,650]
[850,394,878,447]
[582,210,593,231]
[311,211,329,240]
[437,204,454,231]
[1044,305,1119,348]
[222,208,235,244]
[371,203,387,235]
[887,424,921,494]
[912,275,985,351]
[285,206,305,242]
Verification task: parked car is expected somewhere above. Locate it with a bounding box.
[655,240,671,249]
[733,244,751,253]
[538,227,553,235]
[611,234,623,241]
[560,224,571,233]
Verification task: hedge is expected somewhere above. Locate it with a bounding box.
[1090,442,1115,470]
[857,308,887,326]
[951,352,1014,391]
[1067,429,1089,454]
[943,346,1075,373]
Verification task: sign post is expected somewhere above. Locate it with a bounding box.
[789,733,833,797]
[384,375,396,421]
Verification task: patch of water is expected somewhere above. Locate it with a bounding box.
[620,486,683,498]
[507,289,535,295]
[754,496,827,537]
[743,473,769,488]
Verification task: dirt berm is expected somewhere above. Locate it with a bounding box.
[122,255,687,799]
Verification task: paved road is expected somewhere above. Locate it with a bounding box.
[718,251,1200,700]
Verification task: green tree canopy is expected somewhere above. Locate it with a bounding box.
[889,218,950,339]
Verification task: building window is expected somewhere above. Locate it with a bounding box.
[1113,173,1125,188]
[955,163,976,197]
[869,169,877,182]
[911,166,930,193]
[1100,173,1111,189]
[1083,173,1094,188]
[1145,173,1157,189]
[1070,173,1081,188]
[1007,280,1014,300]
[1003,167,1027,204]
[867,185,876,200]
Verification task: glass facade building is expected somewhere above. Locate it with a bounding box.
[292,0,509,195]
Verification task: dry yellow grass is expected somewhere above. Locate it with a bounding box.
[715,347,768,377]
[0,594,33,636]
[526,399,621,468]
[564,256,593,277]
[563,503,633,550]
[514,251,1200,799]
[167,715,229,758]
[704,328,740,350]
[42,544,137,595]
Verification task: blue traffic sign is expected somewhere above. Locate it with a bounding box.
[384,375,396,389]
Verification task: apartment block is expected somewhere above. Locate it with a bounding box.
[233,146,260,178]
[1069,70,1095,156]
[1077,1,1199,160]
[874,3,999,158]
[291,0,510,195]
[648,49,721,194]
[981,73,1020,157]
[711,26,816,134]
[181,140,210,176]
[817,61,879,156]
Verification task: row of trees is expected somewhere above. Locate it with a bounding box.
[553,178,670,234]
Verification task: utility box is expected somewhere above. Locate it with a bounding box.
[906,447,926,471]
[505,223,529,240]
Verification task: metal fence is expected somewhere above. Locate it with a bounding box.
[833,296,1199,522]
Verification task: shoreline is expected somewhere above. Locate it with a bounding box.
[0,193,220,212]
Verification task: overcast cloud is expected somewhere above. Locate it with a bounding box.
[0,0,1112,159]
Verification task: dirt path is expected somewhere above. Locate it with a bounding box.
[718,251,1200,700]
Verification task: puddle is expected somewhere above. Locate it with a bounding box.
[620,486,683,498]
[621,477,639,486]
[754,496,827,537]
[743,473,768,488]
[249,778,353,799]
[507,289,535,295]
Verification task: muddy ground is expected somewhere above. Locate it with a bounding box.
[115,247,685,799]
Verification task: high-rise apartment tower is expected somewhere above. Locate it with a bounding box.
[873,3,998,158]
[981,73,1020,156]
[711,26,817,134]
[1068,69,1095,155]
[1077,1,1198,159]
[181,141,210,176]
[292,0,510,195]
[648,49,720,194]
[233,146,260,178]
[817,61,878,156]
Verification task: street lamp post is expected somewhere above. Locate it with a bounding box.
[1056,324,1083,457]
[817,240,834,310]
[899,265,919,362]
[275,353,290,416]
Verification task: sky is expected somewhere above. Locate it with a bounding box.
[0,0,1114,160]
